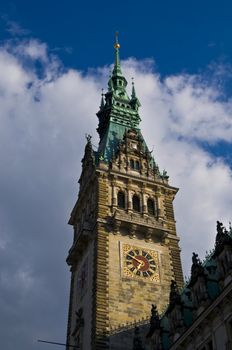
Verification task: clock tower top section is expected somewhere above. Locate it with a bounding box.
[95,34,167,183]
[96,34,143,161]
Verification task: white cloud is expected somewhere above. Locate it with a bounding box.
[0,49,31,95]
[0,39,231,349]
[18,39,48,61]
[164,74,232,142]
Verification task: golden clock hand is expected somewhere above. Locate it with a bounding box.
[127,254,145,267]
[127,253,143,264]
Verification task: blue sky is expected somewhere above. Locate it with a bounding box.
[1,0,232,75]
[0,1,232,350]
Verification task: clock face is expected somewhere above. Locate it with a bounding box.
[122,244,160,282]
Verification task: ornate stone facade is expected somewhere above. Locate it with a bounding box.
[66,36,183,350]
[146,222,232,350]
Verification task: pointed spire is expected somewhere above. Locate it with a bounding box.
[131,77,136,99]
[130,77,141,110]
[112,31,122,77]
[106,31,128,97]
[97,33,142,151]
[100,89,104,110]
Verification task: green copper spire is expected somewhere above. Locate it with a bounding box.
[110,32,128,95]
[96,35,142,162]
[112,31,123,77]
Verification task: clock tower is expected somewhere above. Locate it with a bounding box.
[66,35,184,350]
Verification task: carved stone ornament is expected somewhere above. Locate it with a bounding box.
[146,304,161,338]
[169,280,181,307]
[213,221,232,257]
[189,252,205,286]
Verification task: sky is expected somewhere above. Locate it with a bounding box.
[0,1,232,350]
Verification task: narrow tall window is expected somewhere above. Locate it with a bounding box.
[117,191,125,209]
[135,160,140,170]
[147,198,155,215]
[130,159,135,169]
[133,195,140,212]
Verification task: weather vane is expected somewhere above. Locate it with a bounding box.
[114,31,120,49]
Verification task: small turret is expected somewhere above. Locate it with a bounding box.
[130,78,141,111]
[100,89,105,110]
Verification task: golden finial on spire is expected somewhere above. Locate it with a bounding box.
[114,31,120,49]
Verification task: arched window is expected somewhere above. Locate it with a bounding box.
[133,195,140,212]
[147,198,155,215]
[117,191,125,209]
[135,160,140,170]
[130,159,135,169]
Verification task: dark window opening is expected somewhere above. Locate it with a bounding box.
[130,159,140,170]
[118,191,125,209]
[147,199,155,215]
[133,195,140,212]
[135,161,140,170]
[130,159,135,169]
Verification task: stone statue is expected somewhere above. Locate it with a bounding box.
[192,252,199,266]
[150,304,160,329]
[85,134,92,143]
[217,221,224,236]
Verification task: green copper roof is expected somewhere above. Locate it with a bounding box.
[96,34,142,162]
[98,122,152,164]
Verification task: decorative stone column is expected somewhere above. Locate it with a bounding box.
[112,179,117,207]
[142,183,147,214]
[156,189,164,219]
[127,180,133,211]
